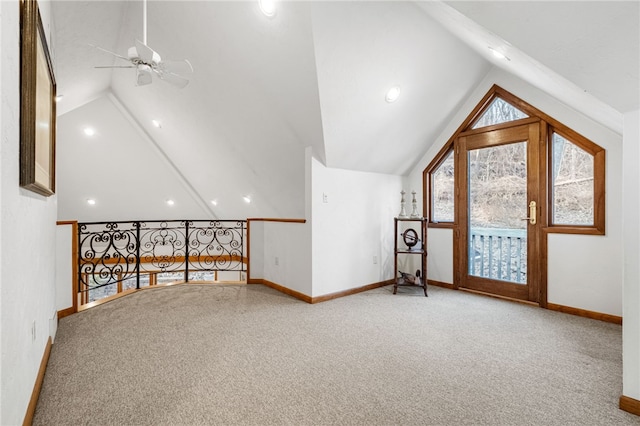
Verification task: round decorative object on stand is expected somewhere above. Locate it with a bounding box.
[398,190,407,218]
[402,228,419,250]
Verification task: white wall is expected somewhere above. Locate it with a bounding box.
[427,228,454,284]
[262,221,312,297]
[407,67,624,316]
[548,233,622,315]
[310,155,403,297]
[0,2,3,418]
[622,109,640,399]
[248,148,403,299]
[56,95,213,222]
[249,221,265,280]
[1,1,59,424]
[55,224,74,312]
[246,150,312,297]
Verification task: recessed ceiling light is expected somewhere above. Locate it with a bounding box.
[55,94,64,102]
[166,199,175,206]
[152,119,162,128]
[385,86,401,103]
[211,200,218,206]
[83,127,95,136]
[243,196,251,204]
[86,199,96,205]
[488,47,510,61]
[259,0,276,17]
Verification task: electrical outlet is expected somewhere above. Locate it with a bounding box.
[322,193,328,203]
[373,255,378,264]
[275,256,279,266]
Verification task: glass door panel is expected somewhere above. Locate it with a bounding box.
[457,122,540,303]
[468,142,527,285]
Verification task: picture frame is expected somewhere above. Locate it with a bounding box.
[20,0,56,197]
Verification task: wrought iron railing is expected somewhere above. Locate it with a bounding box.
[469,227,527,284]
[78,220,246,303]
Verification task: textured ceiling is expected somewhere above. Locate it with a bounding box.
[311,1,489,174]
[52,1,126,115]
[108,1,323,219]
[51,1,639,221]
[447,1,640,114]
[56,95,212,222]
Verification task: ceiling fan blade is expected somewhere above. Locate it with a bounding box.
[158,59,193,75]
[155,70,190,89]
[89,44,130,62]
[135,39,160,64]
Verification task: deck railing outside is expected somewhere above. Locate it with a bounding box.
[469,227,527,284]
[78,220,246,303]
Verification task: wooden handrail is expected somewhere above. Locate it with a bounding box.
[246,218,306,223]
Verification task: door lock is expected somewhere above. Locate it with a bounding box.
[521,201,537,225]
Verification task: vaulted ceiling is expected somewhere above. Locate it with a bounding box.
[52,1,639,222]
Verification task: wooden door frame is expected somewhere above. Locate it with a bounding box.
[454,121,544,303]
[425,85,606,309]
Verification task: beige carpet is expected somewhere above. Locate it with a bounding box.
[34,284,638,425]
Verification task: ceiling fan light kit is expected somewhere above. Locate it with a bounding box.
[136,65,153,86]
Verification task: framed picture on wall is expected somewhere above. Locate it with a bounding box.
[20,0,57,197]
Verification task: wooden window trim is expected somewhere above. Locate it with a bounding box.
[547,125,605,235]
[468,96,529,130]
[465,86,535,130]
[424,141,455,227]
[458,116,541,138]
[428,222,455,229]
[423,84,605,237]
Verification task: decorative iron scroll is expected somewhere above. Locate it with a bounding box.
[78,220,246,297]
[78,222,139,289]
[139,221,187,274]
[187,221,245,271]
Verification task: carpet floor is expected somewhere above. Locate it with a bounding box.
[33,284,639,425]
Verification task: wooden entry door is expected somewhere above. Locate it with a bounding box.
[457,122,541,302]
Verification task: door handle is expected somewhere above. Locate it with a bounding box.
[520,201,537,225]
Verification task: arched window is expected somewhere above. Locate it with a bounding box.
[424,85,605,235]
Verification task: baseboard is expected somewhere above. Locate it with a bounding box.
[427,279,455,290]
[57,306,75,319]
[256,279,392,304]
[547,303,622,325]
[23,336,52,426]
[460,288,539,307]
[260,279,312,303]
[620,395,640,416]
[426,281,621,325]
[311,280,393,304]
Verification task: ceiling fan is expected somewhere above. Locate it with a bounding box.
[93,0,193,88]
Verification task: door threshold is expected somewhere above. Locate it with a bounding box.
[459,287,539,307]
